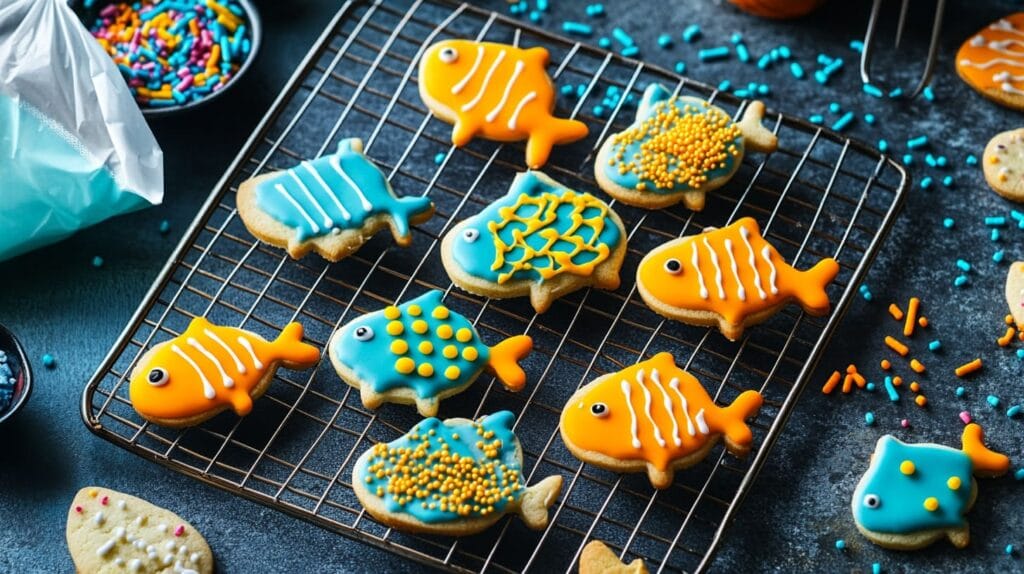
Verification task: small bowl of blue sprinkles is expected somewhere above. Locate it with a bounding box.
[0,324,32,424]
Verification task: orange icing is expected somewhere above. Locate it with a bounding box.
[961,423,1010,476]
[956,14,1024,96]
[418,39,588,168]
[560,352,763,472]
[637,217,839,329]
[484,335,533,392]
[129,318,320,421]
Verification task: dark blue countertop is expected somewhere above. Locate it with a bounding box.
[2,0,1024,572]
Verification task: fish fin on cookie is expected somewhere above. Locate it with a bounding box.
[452,118,481,147]
[961,423,1010,477]
[579,541,650,574]
[522,46,550,67]
[273,322,322,367]
[646,465,674,489]
[947,525,971,549]
[529,284,555,314]
[638,83,673,117]
[525,118,589,168]
[721,390,763,454]
[415,397,440,417]
[518,475,562,530]
[359,385,384,410]
[230,391,254,416]
[486,335,533,392]
[796,258,840,315]
[737,100,778,153]
[387,196,435,245]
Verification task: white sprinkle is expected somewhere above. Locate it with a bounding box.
[96,539,116,557]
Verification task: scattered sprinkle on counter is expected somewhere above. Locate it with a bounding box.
[987,395,1001,408]
[42,354,55,369]
[834,539,846,550]
[159,219,171,234]
[681,24,701,43]
[955,358,982,377]
[943,217,955,228]
[1016,468,1024,481]
[928,340,941,352]
[561,21,593,36]
[956,386,966,398]
[91,255,104,268]
[1007,405,1022,418]
[960,411,972,425]
[864,411,875,426]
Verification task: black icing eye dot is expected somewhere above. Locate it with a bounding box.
[354,326,374,342]
[147,368,169,387]
[664,258,683,274]
[863,494,880,509]
[463,228,480,242]
[439,47,458,63]
[590,403,609,418]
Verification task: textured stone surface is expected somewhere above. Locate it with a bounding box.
[2,0,1024,572]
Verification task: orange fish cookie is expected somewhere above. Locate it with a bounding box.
[560,352,763,489]
[637,217,839,341]
[956,14,1024,110]
[129,318,321,427]
[419,39,589,168]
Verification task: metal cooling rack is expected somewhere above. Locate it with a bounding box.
[82,1,908,572]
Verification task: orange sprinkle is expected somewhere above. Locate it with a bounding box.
[888,304,904,321]
[892,376,903,387]
[917,316,928,328]
[915,395,928,407]
[955,359,983,377]
[998,326,1016,347]
[910,359,926,373]
[846,364,857,374]
[1006,314,1015,326]
[1019,331,1024,341]
[885,336,909,356]
[842,374,854,394]
[910,381,921,393]
[852,372,866,388]
[822,371,841,394]
[880,359,891,370]
[904,297,920,337]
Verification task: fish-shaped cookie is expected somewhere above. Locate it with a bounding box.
[328,290,533,416]
[129,318,321,427]
[852,424,1009,550]
[579,541,649,574]
[595,83,777,211]
[956,14,1024,111]
[441,171,627,314]
[66,486,213,574]
[352,411,563,536]
[237,137,435,261]
[560,352,763,489]
[419,39,589,168]
[1006,261,1024,326]
[637,217,839,341]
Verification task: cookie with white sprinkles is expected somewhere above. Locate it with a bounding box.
[983,127,1024,202]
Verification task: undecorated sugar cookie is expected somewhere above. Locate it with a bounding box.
[852,424,1009,550]
[560,352,763,489]
[636,217,838,341]
[66,487,213,574]
[983,128,1024,202]
[579,540,649,574]
[1006,261,1024,325]
[352,411,563,536]
[956,14,1024,111]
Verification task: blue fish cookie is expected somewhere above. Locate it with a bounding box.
[237,138,434,261]
[352,411,563,536]
[595,83,777,211]
[329,290,533,416]
[852,424,1010,550]
[441,171,627,314]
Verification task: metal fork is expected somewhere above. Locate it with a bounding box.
[860,0,947,99]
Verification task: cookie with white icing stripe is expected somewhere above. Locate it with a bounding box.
[66,487,213,574]
[956,14,1024,111]
[983,128,1024,202]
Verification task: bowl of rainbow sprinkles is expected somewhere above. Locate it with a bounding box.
[74,0,262,116]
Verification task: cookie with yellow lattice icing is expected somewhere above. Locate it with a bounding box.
[595,83,777,211]
[441,171,627,314]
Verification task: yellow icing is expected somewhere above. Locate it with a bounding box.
[384,306,401,320]
[395,357,415,374]
[462,347,479,361]
[387,321,404,336]
[412,320,429,334]
[443,345,459,359]
[418,363,435,377]
[456,328,473,343]
[390,340,408,354]
[419,341,434,354]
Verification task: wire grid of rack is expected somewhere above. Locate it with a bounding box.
[82,1,908,572]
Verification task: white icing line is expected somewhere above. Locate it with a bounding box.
[695,409,709,435]
[1003,82,1024,95]
[959,57,1024,70]
[668,377,696,436]
[187,337,233,389]
[691,242,708,299]
[236,336,264,370]
[451,45,484,95]
[761,245,779,295]
[302,161,350,221]
[288,170,332,228]
[171,344,216,399]
[636,370,666,447]
[329,155,374,212]
[739,226,767,300]
[724,238,745,301]
[703,237,725,299]
[991,18,1024,38]
[274,184,320,235]
[486,60,525,122]
[620,379,642,449]
[507,91,537,130]
[461,50,506,112]
[204,329,246,375]
[649,368,681,446]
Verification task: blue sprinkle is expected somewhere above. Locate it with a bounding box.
[925,154,938,167]
[831,111,855,132]
[988,395,1001,408]
[835,539,846,550]
[1016,468,1024,480]
[966,154,978,166]
[562,22,594,36]
[995,250,1006,263]
[734,89,751,98]
[658,34,673,49]
[1011,210,1024,222]
[902,154,913,165]
[621,46,640,58]
[861,290,872,301]
[872,564,881,574]
[885,376,899,402]
[434,152,446,164]
[789,62,805,79]
[757,84,770,95]
[937,155,948,167]
[957,259,971,272]
[849,40,864,52]
[159,220,170,235]
[928,340,942,352]
[682,24,701,43]
[858,284,869,293]
[878,139,888,152]
[943,217,954,228]
[823,58,844,75]
[828,102,841,114]
[560,84,574,96]
[611,27,634,46]
[730,33,743,44]
[814,70,829,84]
[907,135,929,149]
[954,275,969,287]
[1018,349,1024,360]
[778,45,791,59]
[923,86,935,101]
[699,46,731,62]
[864,113,876,124]
[529,10,541,22]
[809,114,824,125]
[598,37,612,48]
[920,177,933,190]
[889,87,904,98]
[674,61,687,74]
[817,54,834,66]
[592,105,606,117]
[718,80,732,91]
[576,84,587,97]
[91,255,104,268]
[585,3,605,17]
[769,49,780,62]
[866,382,876,392]
[993,229,1002,241]
[956,386,966,398]
[865,411,875,426]
[736,43,750,63]
[863,84,883,98]
[986,216,1007,226]
[757,53,773,70]
[537,0,549,11]
[942,175,954,188]
[42,354,55,369]
[1008,405,1022,417]
[1007,544,1016,556]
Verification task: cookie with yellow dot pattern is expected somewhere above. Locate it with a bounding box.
[983,128,1024,202]
[329,290,532,417]
[352,411,563,536]
[595,83,777,211]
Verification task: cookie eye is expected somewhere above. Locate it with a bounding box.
[663,258,683,274]
[354,326,374,341]
[439,47,458,63]
[590,403,609,418]
[147,368,169,387]
[462,228,480,243]
[863,494,880,509]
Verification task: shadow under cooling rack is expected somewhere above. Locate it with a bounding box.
[82,1,907,572]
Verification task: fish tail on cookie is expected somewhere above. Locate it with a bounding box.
[529,284,556,314]
[722,390,763,451]
[947,525,971,549]
[646,465,674,490]
[518,475,562,530]
[415,397,440,417]
[388,194,434,245]
[961,423,1010,477]
[230,391,255,416]
[273,322,321,366]
[796,258,840,315]
[486,335,533,391]
[737,100,777,153]
[580,541,650,574]
[525,117,589,168]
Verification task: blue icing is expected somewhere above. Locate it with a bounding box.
[601,83,744,195]
[354,411,524,524]
[254,138,432,242]
[450,172,621,284]
[331,290,490,400]
[852,436,973,534]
